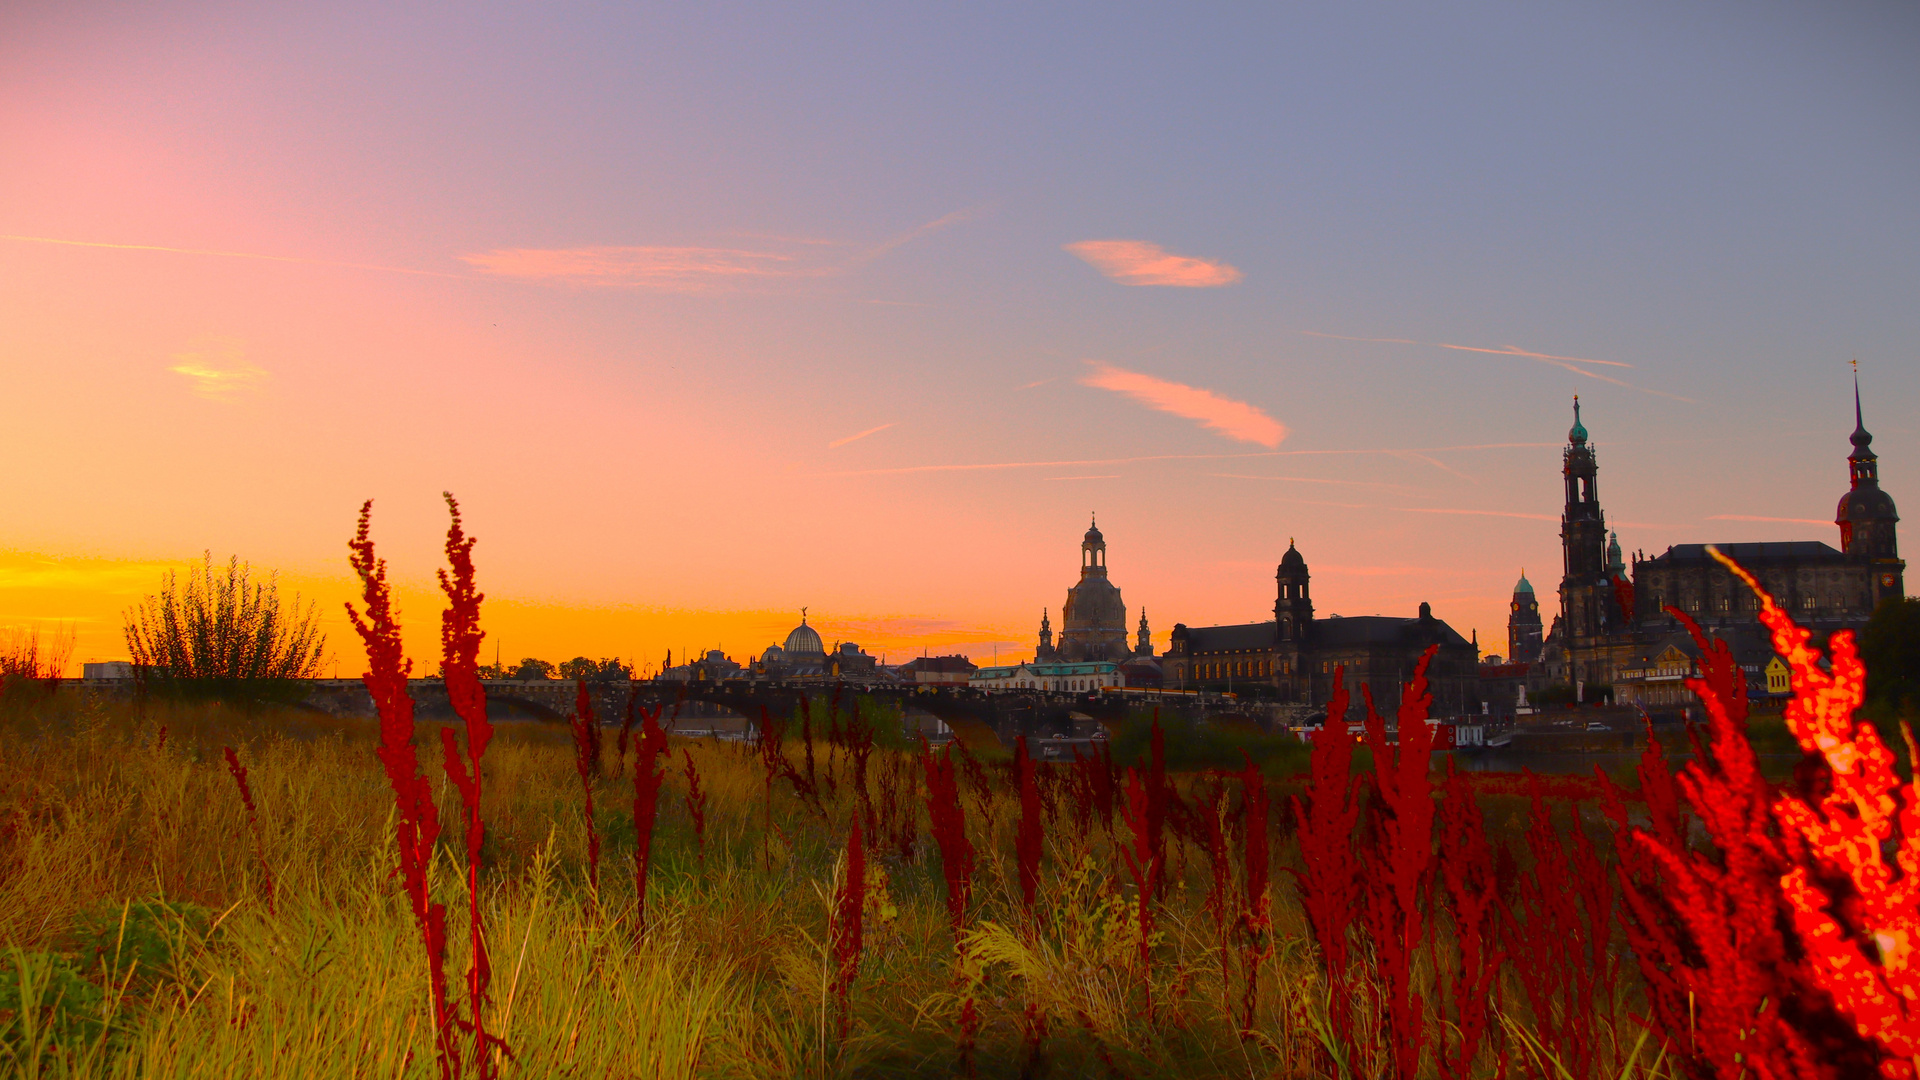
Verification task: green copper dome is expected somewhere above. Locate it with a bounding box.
[1514,571,1534,594]
[1568,397,1588,444]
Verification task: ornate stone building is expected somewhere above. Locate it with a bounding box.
[1162,541,1481,717]
[1036,517,1150,663]
[1551,385,1901,699]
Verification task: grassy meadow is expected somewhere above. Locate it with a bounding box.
[0,684,1682,1080]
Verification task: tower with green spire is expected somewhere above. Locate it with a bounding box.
[1508,570,1543,663]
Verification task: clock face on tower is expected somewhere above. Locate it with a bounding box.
[1884,573,1898,589]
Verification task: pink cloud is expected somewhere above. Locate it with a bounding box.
[460,246,808,290]
[1064,240,1242,287]
[1080,362,1285,447]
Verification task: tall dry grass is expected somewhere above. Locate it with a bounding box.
[0,690,1675,1079]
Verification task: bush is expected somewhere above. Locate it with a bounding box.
[1108,710,1312,774]
[0,949,108,1064]
[123,553,326,704]
[71,899,212,989]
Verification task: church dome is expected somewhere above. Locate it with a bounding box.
[1569,397,1588,445]
[1280,540,1306,569]
[782,615,825,655]
[1084,518,1104,546]
[1514,571,1534,594]
[1838,486,1899,524]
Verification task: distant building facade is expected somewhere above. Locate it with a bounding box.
[896,655,979,686]
[1161,541,1481,717]
[748,611,881,679]
[1547,385,1901,704]
[970,661,1122,692]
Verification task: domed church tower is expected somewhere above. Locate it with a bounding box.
[1058,515,1131,662]
[1837,374,1904,605]
[1508,571,1543,663]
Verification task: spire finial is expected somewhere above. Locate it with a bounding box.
[800,606,807,625]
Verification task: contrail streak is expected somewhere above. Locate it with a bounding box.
[1,234,468,278]
[1301,329,1698,403]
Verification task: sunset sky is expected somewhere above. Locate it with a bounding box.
[3,3,1916,676]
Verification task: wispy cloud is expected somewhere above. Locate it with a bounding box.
[1302,329,1696,403]
[1065,240,1242,287]
[2,233,463,278]
[168,338,266,400]
[466,207,983,293]
[1081,362,1285,447]
[461,246,811,290]
[1708,514,1834,526]
[854,207,984,265]
[828,423,896,449]
[1044,474,1121,480]
[1019,378,1056,390]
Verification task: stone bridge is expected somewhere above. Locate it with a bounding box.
[298,677,1311,747]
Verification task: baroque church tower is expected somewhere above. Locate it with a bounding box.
[1508,571,1542,663]
[1055,516,1132,662]
[1837,375,1904,605]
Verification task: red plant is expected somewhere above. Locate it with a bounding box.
[1015,735,1043,913]
[434,493,505,1078]
[1503,777,1616,1080]
[346,501,455,1080]
[1436,761,1502,1080]
[922,738,975,938]
[1728,548,1919,1074]
[831,817,866,1042]
[1145,713,1169,897]
[1237,751,1271,1036]
[1289,667,1362,1058]
[568,681,602,896]
[1358,645,1439,1080]
[921,737,980,1070]
[631,709,669,936]
[1602,558,1879,1078]
[1120,765,1159,1021]
[682,749,708,863]
[846,701,878,838]
[220,745,276,915]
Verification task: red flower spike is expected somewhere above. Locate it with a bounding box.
[221,746,276,915]
[921,737,975,939]
[830,816,866,1042]
[346,502,456,1080]
[1358,646,1439,1080]
[435,494,507,1078]
[1289,666,1362,1062]
[1716,546,1920,1074]
[568,681,601,896]
[631,710,669,937]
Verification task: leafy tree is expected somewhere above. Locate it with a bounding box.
[123,554,325,703]
[1862,596,1920,715]
[558,656,633,682]
[512,657,556,681]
